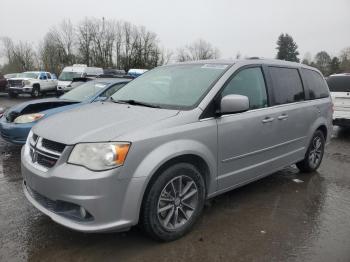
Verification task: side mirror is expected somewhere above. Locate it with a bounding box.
[219,94,249,115]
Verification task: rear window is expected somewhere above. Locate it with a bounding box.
[269,67,304,105]
[327,75,350,92]
[302,69,329,99]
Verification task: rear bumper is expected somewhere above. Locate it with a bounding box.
[0,117,32,144]
[333,118,350,127]
[333,110,350,126]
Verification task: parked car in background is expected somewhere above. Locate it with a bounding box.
[1,78,130,144]
[57,64,103,93]
[0,73,8,93]
[21,59,332,241]
[327,73,350,127]
[103,68,126,77]
[127,68,148,78]
[56,76,95,96]
[7,71,58,98]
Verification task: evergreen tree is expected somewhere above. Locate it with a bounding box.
[329,57,340,75]
[276,33,300,62]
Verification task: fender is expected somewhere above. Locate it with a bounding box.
[125,139,217,222]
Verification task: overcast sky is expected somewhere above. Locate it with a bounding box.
[0,0,349,60]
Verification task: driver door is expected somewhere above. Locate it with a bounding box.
[217,66,279,190]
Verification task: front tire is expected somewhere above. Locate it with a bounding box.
[141,163,206,241]
[31,86,40,98]
[296,130,325,173]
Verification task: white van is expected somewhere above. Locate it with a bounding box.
[327,73,350,127]
[57,65,103,93]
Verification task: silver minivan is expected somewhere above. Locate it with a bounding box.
[21,59,332,241]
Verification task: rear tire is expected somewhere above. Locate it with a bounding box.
[140,163,206,242]
[296,130,325,173]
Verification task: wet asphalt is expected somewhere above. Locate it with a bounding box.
[1,94,350,262]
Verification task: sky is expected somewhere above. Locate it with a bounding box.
[0,0,349,61]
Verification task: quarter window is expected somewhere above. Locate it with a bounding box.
[302,69,329,99]
[269,67,304,105]
[221,67,268,109]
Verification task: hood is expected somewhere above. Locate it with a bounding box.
[33,102,179,144]
[5,98,79,122]
[10,77,33,81]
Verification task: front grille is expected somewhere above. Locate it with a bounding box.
[8,79,23,87]
[42,138,65,153]
[36,152,58,168]
[29,133,66,169]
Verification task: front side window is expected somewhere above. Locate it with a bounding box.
[111,64,229,109]
[269,67,304,105]
[221,67,268,109]
[100,83,126,98]
[47,73,52,79]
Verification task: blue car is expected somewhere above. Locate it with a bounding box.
[0,78,130,144]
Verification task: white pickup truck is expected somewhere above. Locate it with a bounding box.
[7,71,58,98]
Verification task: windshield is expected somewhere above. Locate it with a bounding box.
[111,64,228,109]
[18,72,39,79]
[59,71,82,81]
[327,76,350,92]
[60,81,108,102]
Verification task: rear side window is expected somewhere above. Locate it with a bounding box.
[269,67,304,105]
[302,69,329,99]
[327,76,350,92]
[221,67,268,109]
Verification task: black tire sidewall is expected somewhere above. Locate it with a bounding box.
[31,86,40,97]
[142,163,206,241]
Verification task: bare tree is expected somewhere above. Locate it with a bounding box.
[48,19,76,66]
[1,37,36,72]
[176,39,220,62]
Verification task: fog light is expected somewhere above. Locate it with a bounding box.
[79,207,87,218]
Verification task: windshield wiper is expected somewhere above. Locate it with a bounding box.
[111,98,160,108]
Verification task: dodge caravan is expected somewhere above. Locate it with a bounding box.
[21,59,332,241]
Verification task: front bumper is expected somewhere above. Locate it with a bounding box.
[9,86,33,94]
[0,117,32,144]
[21,146,147,232]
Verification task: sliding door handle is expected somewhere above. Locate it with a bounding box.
[278,114,288,120]
[262,117,274,123]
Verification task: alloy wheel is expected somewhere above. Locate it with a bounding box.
[308,136,323,168]
[157,175,199,231]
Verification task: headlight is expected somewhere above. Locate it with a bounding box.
[24,80,31,86]
[14,113,45,124]
[68,142,131,171]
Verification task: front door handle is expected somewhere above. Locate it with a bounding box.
[262,117,274,123]
[278,114,288,120]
